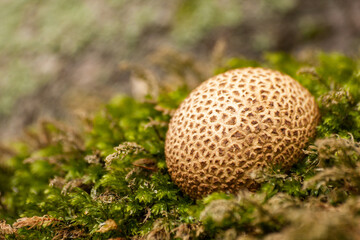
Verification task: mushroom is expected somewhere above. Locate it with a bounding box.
[165,68,320,199]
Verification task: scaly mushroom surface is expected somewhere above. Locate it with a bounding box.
[165,67,320,199]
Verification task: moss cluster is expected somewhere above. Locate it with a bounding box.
[1,52,360,239]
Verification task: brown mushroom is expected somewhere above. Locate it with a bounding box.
[165,67,320,199]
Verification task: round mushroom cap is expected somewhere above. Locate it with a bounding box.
[165,67,320,199]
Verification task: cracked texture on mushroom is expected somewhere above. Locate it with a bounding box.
[165,67,320,199]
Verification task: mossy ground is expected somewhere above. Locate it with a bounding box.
[1,51,360,239]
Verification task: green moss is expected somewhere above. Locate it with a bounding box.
[1,52,360,239]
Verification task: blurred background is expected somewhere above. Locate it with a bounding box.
[0,0,359,141]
